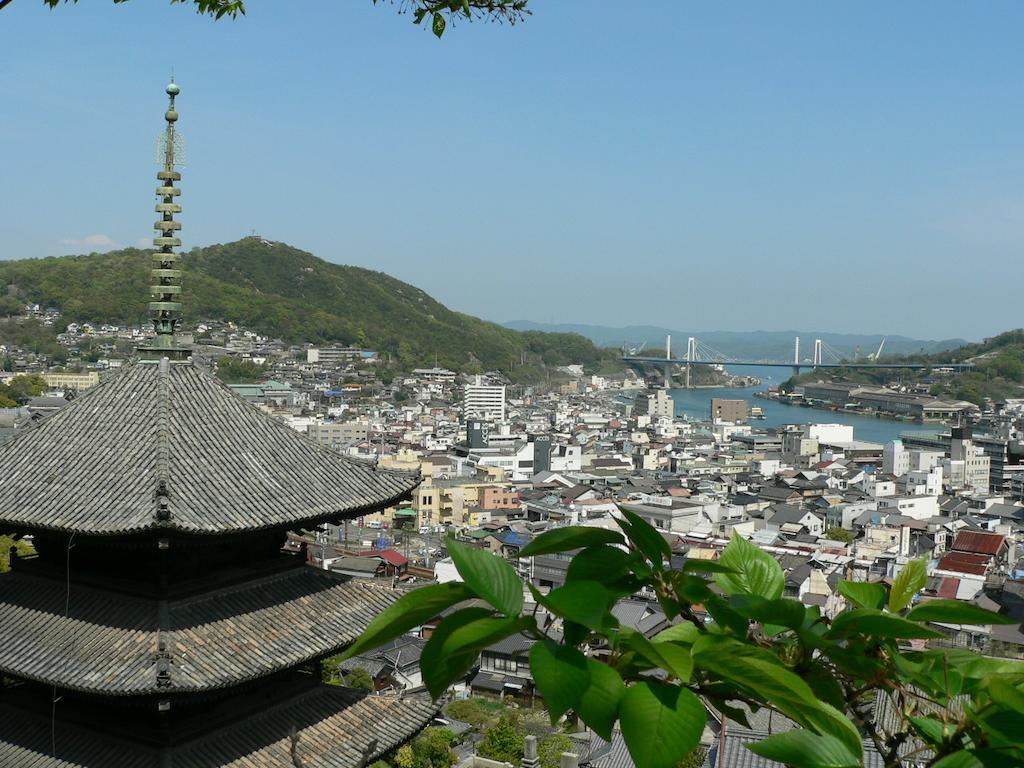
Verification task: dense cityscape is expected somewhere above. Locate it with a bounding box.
[4,3,1024,768]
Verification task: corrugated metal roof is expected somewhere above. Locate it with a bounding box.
[952,530,1006,556]
[938,551,990,576]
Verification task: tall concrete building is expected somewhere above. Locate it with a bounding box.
[633,389,674,419]
[711,398,748,424]
[463,376,506,421]
[950,427,991,493]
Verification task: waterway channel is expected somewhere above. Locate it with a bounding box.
[669,365,937,445]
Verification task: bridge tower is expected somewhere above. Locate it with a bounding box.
[793,336,801,377]
[813,339,823,367]
[662,335,672,389]
[685,336,697,389]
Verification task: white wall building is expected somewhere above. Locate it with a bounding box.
[463,377,506,422]
[806,424,855,444]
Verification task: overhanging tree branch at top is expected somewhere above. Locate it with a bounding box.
[9,0,531,37]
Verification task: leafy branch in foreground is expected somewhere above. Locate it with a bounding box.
[22,0,530,36]
[373,0,530,38]
[36,0,246,17]
[346,509,1024,768]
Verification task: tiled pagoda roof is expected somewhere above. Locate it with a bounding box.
[0,685,436,768]
[0,361,419,535]
[0,568,398,695]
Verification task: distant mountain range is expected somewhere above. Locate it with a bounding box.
[502,321,969,363]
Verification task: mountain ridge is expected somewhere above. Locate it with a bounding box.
[0,238,617,381]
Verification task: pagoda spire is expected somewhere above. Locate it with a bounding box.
[142,80,187,360]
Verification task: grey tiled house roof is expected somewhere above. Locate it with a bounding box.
[0,361,419,535]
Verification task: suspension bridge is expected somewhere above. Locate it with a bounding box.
[622,335,974,388]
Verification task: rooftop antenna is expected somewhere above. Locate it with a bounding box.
[141,79,188,361]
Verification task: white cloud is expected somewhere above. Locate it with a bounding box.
[58,233,121,252]
[135,237,154,249]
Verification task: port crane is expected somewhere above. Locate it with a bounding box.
[868,336,886,361]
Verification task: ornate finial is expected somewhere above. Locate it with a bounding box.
[142,80,187,360]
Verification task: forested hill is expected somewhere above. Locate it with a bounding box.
[0,238,617,378]
[787,329,1024,406]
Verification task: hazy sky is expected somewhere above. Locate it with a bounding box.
[2,2,1022,341]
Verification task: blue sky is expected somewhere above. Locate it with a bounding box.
[2,1,1022,341]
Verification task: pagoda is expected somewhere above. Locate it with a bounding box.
[0,83,434,767]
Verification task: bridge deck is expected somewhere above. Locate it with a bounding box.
[622,357,974,371]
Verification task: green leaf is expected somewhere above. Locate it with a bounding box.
[837,580,887,610]
[653,622,699,645]
[529,640,589,721]
[432,11,446,37]
[703,594,749,637]
[691,636,862,759]
[988,679,1024,713]
[539,580,616,630]
[340,581,475,660]
[747,731,861,768]
[681,559,738,574]
[888,558,927,611]
[714,531,784,600]
[520,526,625,557]
[565,543,637,584]
[906,599,1016,625]
[622,629,693,682]
[619,683,705,768]
[671,573,713,604]
[803,666,846,711]
[420,607,501,696]
[729,595,807,629]
[617,508,672,565]
[909,716,952,747]
[931,752,985,768]
[828,609,944,640]
[448,537,523,616]
[576,659,625,740]
[461,0,472,18]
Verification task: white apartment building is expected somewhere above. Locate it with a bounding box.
[633,389,674,420]
[950,437,990,493]
[463,377,506,421]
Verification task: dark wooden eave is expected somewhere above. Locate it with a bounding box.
[0,568,399,695]
[0,682,437,768]
[0,361,419,535]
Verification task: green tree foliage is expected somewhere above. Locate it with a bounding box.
[537,733,572,768]
[215,356,267,384]
[477,713,523,763]
[0,535,35,573]
[343,666,375,692]
[0,319,65,363]
[784,329,1024,406]
[673,749,706,768]
[407,727,457,768]
[347,516,1024,768]
[320,655,344,685]
[444,698,494,729]
[824,527,854,544]
[0,240,620,383]
[0,374,47,405]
